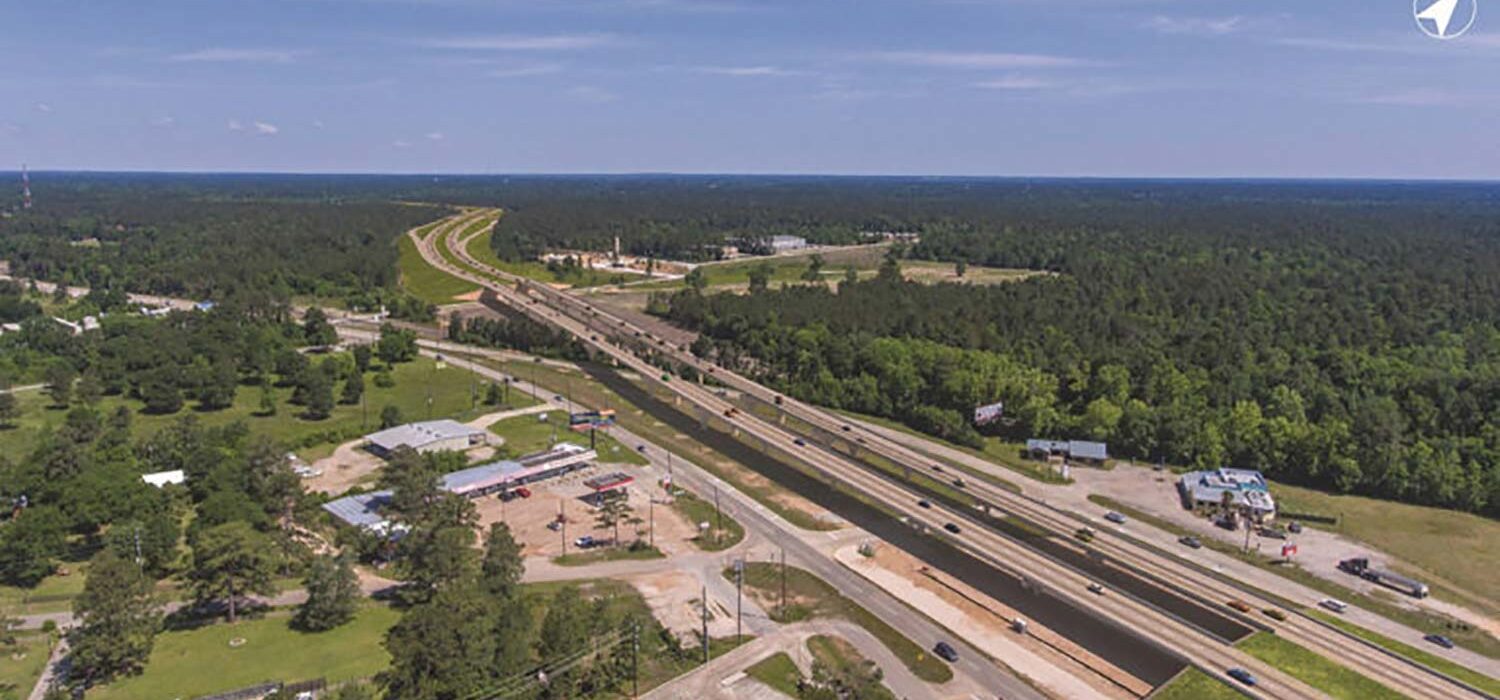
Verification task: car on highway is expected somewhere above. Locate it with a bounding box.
[1074,527,1095,542]
[943,522,961,534]
[951,478,966,489]
[931,464,944,472]
[636,444,647,452]
[917,499,932,509]
[1262,608,1286,621]
[1104,511,1126,525]
[574,535,596,549]
[793,438,807,447]
[1424,634,1455,649]
[1319,598,1348,613]
[1087,583,1105,595]
[1178,536,1202,549]
[1226,599,1252,613]
[841,425,851,432]
[933,641,959,662]
[1226,668,1257,687]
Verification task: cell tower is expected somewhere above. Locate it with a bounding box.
[21,164,32,210]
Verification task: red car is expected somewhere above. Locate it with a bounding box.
[514,487,532,499]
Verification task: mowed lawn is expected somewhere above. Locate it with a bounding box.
[397,226,478,305]
[90,605,399,700]
[463,224,623,289]
[1237,632,1404,700]
[1274,481,1500,610]
[0,634,54,700]
[0,357,486,460]
[1151,668,1242,700]
[486,411,647,466]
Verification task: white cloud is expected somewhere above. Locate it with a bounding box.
[1353,89,1471,106]
[974,75,1053,90]
[254,121,279,135]
[150,116,176,128]
[566,85,619,103]
[692,65,802,77]
[170,48,305,64]
[488,63,565,78]
[227,119,245,132]
[1144,15,1245,36]
[392,140,412,148]
[312,119,326,129]
[865,50,1091,69]
[425,131,445,141]
[34,102,52,113]
[419,33,629,51]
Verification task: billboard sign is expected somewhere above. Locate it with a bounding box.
[973,401,1005,426]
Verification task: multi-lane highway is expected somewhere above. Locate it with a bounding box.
[422,208,1500,700]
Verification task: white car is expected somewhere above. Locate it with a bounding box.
[1319,598,1348,613]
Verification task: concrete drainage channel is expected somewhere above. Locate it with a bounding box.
[583,361,1191,687]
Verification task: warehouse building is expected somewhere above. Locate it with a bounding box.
[365,419,488,458]
[322,490,400,535]
[1024,439,1109,465]
[1178,468,1277,521]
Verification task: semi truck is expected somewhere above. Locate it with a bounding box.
[1338,557,1430,598]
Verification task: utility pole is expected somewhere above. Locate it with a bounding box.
[701,585,710,664]
[713,483,723,545]
[779,547,787,620]
[560,500,567,556]
[735,559,743,641]
[648,494,655,548]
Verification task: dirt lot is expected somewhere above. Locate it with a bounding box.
[473,464,700,557]
[306,439,386,495]
[631,570,740,641]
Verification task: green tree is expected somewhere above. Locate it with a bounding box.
[538,584,589,659]
[484,382,503,406]
[341,372,365,406]
[43,361,76,408]
[67,549,161,685]
[0,391,18,427]
[303,370,335,420]
[296,555,360,632]
[303,308,339,347]
[380,404,403,429]
[381,583,497,700]
[401,527,478,604]
[0,507,66,587]
[480,523,524,600]
[377,324,418,365]
[748,262,773,294]
[593,497,634,547]
[258,381,277,416]
[189,522,277,623]
[75,371,104,406]
[330,683,377,700]
[802,254,825,282]
[684,266,707,291]
[103,511,181,576]
[139,372,183,415]
[954,259,967,278]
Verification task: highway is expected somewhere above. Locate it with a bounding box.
[431,209,1499,700]
[416,210,1340,699]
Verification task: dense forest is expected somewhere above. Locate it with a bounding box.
[0,173,443,311]
[663,183,1500,517]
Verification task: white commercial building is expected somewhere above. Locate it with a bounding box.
[364,419,487,457]
[1178,468,1276,520]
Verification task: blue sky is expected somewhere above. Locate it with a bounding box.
[2,0,1497,178]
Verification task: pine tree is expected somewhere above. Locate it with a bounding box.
[296,555,360,631]
[67,549,161,685]
[189,522,277,623]
[341,372,364,406]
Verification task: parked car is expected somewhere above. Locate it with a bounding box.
[1178,536,1202,549]
[1319,599,1348,613]
[944,522,961,534]
[841,425,851,432]
[1104,511,1126,525]
[1257,526,1287,540]
[514,487,532,498]
[1424,634,1455,649]
[1087,583,1105,595]
[1263,608,1287,621]
[1226,599,1252,613]
[933,641,959,662]
[1287,521,1303,534]
[547,520,562,532]
[573,535,596,548]
[917,499,932,509]
[1227,668,1258,686]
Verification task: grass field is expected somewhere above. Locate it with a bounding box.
[731,562,952,684]
[90,604,400,700]
[463,223,624,289]
[396,225,478,305]
[485,411,647,466]
[553,545,665,566]
[635,252,1039,293]
[670,490,746,551]
[1237,632,1405,700]
[489,358,838,531]
[1307,610,1500,696]
[1151,667,1242,700]
[1273,481,1498,613]
[0,634,53,700]
[745,651,801,696]
[805,634,897,700]
[0,356,492,460]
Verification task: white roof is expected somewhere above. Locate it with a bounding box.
[141,470,186,488]
[365,419,484,452]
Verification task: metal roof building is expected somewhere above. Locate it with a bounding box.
[1178,468,1277,518]
[365,419,487,456]
[1024,439,1109,463]
[322,490,397,533]
[443,443,597,497]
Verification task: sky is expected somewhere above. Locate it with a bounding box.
[1,0,1498,178]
